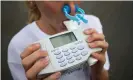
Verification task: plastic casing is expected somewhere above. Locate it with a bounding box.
[35,22,102,75]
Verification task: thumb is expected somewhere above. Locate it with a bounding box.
[91,53,105,64]
[43,72,61,80]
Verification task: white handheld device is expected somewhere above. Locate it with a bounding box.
[36,20,102,77]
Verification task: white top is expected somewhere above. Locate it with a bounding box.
[8,15,110,80]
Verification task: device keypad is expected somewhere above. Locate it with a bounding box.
[53,44,88,67]
[60,61,67,67]
[54,51,61,55]
[62,48,68,52]
[66,55,72,60]
[56,54,63,59]
[73,52,80,57]
[58,57,65,63]
[77,45,84,50]
[70,46,76,50]
[76,56,82,60]
[68,58,75,63]
[81,51,88,56]
[72,48,78,53]
[64,52,70,56]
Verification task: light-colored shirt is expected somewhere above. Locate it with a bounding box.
[8,15,110,80]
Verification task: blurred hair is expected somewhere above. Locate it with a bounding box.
[25,1,41,23]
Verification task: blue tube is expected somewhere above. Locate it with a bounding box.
[76,14,88,23]
[62,4,88,24]
[63,4,78,14]
[63,8,79,22]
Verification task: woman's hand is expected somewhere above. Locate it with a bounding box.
[20,43,61,80]
[84,28,109,80]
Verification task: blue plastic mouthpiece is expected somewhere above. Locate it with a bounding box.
[62,4,88,24]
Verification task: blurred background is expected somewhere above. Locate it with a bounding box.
[1,1,133,80]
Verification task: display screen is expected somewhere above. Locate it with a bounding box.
[50,32,77,48]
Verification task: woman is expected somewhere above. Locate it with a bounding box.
[8,1,110,80]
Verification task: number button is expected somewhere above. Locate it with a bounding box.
[64,52,70,56]
[62,48,68,52]
[81,51,88,56]
[77,45,84,50]
[68,59,75,63]
[66,55,72,60]
[56,54,63,59]
[70,46,76,50]
[73,53,80,57]
[60,61,67,67]
[72,49,78,53]
[76,56,82,60]
[58,58,65,63]
[54,51,61,55]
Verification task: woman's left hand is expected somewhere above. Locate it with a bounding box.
[84,28,109,74]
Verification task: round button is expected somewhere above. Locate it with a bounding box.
[68,59,75,63]
[76,56,82,60]
[74,53,80,57]
[58,58,65,63]
[70,46,76,50]
[72,49,78,53]
[81,51,88,56]
[54,51,61,55]
[64,52,70,56]
[60,61,67,67]
[77,45,84,50]
[56,54,63,59]
[62,48,68,52]
[66,55,72,60]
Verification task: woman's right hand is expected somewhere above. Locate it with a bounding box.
[20,43,61,80]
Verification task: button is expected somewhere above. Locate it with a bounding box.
[58,58,65,63]
[77,45,84,50]
[70,46,76,50]
[74,53,80,57]
[68,59,75,63]
[81,51,88,56]
[76,56,82,60]
[56,54,63,59]
[54,51,61,55]
[64,52,70,56]
[60,61,67,67]
[62,48,68,52]
[66,55,72,60]
[72,49,78,53]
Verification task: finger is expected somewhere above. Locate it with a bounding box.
[22,50,48,70]
[89,41,108,51]
[43,72,61,80]
[20,43,40,59]
[91,53,105,65]
[26,57,49,80]
[86,33,105,43]
[84,28,98,35]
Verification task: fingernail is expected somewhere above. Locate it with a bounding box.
[41,50,48,54]
[41,56,49,64]
[88,28,93,30]
[86,38,91,43]
[44,56,49,62]
[35,43,40,47]
[84,29,93,34]
[92,53,97,56]
[43,50,48,53]
[55,72,61,78]
[89,43,95,48]
[88,36,92,42]
[84,29,89,34]
[91,53,98,58]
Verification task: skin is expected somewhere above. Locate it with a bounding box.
[21,1,109,80]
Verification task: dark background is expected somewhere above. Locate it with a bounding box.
[1,1,133,80]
